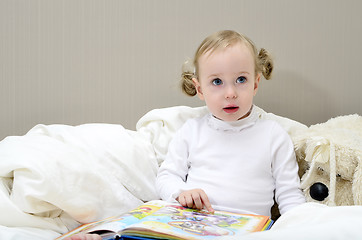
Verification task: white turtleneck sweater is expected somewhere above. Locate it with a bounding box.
[156,107,305,217]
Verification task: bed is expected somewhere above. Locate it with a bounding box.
[0,106,361,240]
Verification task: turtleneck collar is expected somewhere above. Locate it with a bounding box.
[206,105,259,132]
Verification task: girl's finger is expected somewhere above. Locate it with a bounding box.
[184,193,195,208]
[199,191,214,213]
[191,192,203,210]
[177,195,186,207]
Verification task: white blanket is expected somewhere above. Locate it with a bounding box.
[0,105,361,240]
[220,202,362,240]
[0,123,159,239]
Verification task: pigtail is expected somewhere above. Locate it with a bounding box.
[181,60,197,96]
[258,48,273,80]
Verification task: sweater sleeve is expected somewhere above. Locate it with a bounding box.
[271,122,306,215]
[156,122,191,202]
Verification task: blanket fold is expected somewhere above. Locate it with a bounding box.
[0,123,159,236]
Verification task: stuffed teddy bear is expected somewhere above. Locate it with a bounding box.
[292,114,362,206]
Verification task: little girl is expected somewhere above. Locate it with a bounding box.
[156,30,306,216]
[65,30,305,240]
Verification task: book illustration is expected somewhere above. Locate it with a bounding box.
[57,200,272,240]
[131,206,234,237]
[86,203,164,235]
[57,201,164,239]
[119,204,271,239]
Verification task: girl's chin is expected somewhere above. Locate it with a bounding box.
[216,111,250,122]
[215,114,243,122]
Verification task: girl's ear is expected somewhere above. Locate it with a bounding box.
[192,77,205,100]
[253,74,261,96]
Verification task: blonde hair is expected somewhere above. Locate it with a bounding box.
[181,30,273,96]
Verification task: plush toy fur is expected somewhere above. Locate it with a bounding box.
[292,114,362,206]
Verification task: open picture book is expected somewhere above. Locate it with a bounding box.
[57,200,273,240]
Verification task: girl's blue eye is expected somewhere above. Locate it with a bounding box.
[236,76,246,83]
[212,78,223,86]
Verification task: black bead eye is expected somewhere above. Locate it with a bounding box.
[310,182,329,201]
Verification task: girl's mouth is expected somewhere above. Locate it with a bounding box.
[223,106,239,113]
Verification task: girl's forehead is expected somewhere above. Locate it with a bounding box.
[200,42,254,61]
[198,43,255,76]
[200,43,254,64]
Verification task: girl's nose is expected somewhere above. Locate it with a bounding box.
[225,85,237,99]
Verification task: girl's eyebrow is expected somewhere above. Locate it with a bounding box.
[238,71,250,75]
[206,70,250,79]
[208,71,250,77]
[207,73,221,78]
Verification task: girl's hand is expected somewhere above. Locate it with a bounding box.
[177,188,214,213]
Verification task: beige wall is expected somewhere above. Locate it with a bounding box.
[1,0,361,140]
